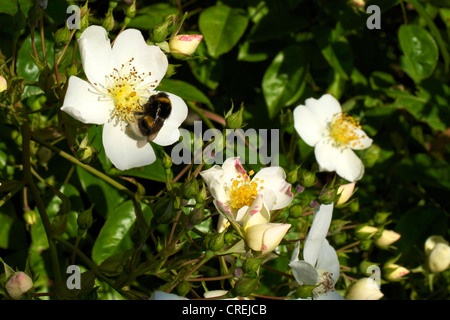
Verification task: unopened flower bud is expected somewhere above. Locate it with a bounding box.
[318,187,336,205]
[195,183,208,204]
[374,230,401,249]
[176,281,191,297]
[424,235,448,255]
[383,263,409,281]
[207,231,226,252]
[125,0,136,19]
[301,170,317,188]
[169,34,203,59]
[225,103,245,129]
[0,76,7,92]
[286,168,299,184]
[184,178,199,198]
[232,277,259,297]
[336,182,356,206]
[245,223,291,255]
[355,225,378,240]
[345,278,383,300]
[243,257,263,274]
[6,272,34,300]
[102,10,115,32]
[162,151,173,169]
[427,241,450,273]
[351,0,366,10]
[374,211,391,225]
[289,204,304,218]
[23,210,38,227]
[54,26,71,48]
[28,1,42,29]
[149,14,175,43]
[38,0,48,9]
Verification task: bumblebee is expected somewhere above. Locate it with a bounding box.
[134,92,172,142]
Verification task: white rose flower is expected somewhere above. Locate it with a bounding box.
[61,26,188,170]
[289,203,344,300]
[293,94,372,182]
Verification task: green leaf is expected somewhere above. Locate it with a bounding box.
[262,45,309,119]
[76,166,125,218]
[398,24,438,82]
[92,201,152,265]
[159,78,214,111]
[0,0,31,16]
[199,4,249,58]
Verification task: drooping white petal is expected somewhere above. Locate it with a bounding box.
[77,25,114,86]
[61,76,113,125]
[316,239,340,285]
[289,260,319,286]
[253,166,294,210]
[112,29,168,87]
[303,203,334,267]
[293,105,328,146]
[102,121,156,171]
[304,94,342,124]
[242,194,270,230]
[314,140,365,182]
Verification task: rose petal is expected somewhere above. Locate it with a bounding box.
[199,166,228,203]
[102,121,156,170]
[293,105,328,146]
[61,76,113,125]
[305,94,342,124]
[316,239,340,285]
[112,29,168,88]
[303,203,334,267]
[314,140,365,182]
[289,260,319,286]
[350,127,373,150]
[253,166,294,210]
[78,25,114,86]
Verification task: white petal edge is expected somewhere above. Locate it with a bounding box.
[303,203,334,267]
[289,260,319,286]
[293,105,328,147]
[253,166,294,210]
[305,94,342,124]
[61,76,113,125]
[112,29,168,87]
[314,139,365,182]
[102,121,156,171]
[77,25,114,86]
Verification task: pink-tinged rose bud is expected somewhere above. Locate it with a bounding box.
[169,34,203,56]
[374,230,401,248]
[384,263,410,281]
[345,278,383,300]
[336,182,356,206]
[5,272,34,300]
[245,223,291,255]
[0,76,7,92]
[425,235,448,255]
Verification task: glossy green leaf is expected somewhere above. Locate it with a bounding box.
[398,24,438,82]
[159,78,214,110]
[92,201,153,265]
[262,46,309,119]
[76,166,125,218]
[199,4,249,58]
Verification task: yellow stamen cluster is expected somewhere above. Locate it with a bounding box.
[227,174,263,210]
[93,58,156,124]
[329,113,365,148]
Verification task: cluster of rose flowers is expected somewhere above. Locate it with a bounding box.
[3,24,450,301]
